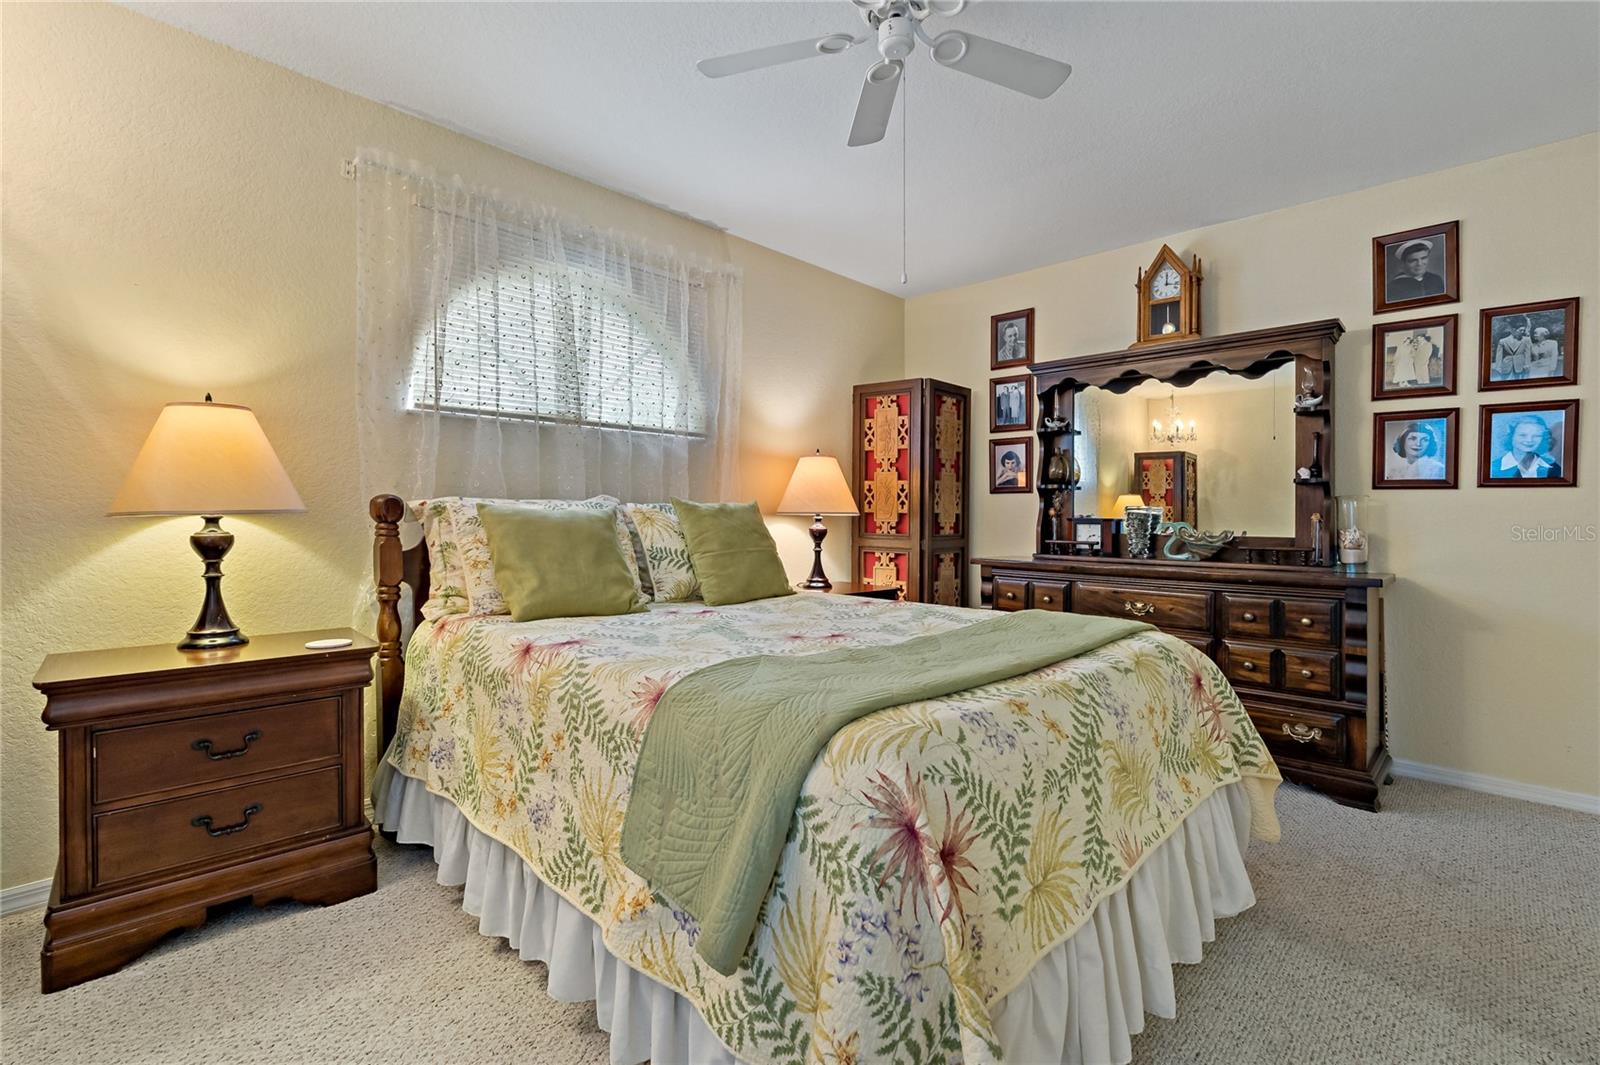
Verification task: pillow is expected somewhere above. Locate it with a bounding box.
[623,503,700,602]
[670,498,796,607]
[435,496,648,615]
[407,499,469,619]
[477,504,645,622]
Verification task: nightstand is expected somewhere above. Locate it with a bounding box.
[809,580,901,601]
[33,628,377,992]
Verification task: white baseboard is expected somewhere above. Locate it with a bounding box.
[1,878,51,917]
[1391,759,1600,815]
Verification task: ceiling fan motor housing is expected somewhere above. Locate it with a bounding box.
[877,15,914,60]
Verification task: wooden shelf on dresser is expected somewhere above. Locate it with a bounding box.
[975,555,1392,810]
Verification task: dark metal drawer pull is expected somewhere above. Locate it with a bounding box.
[192,730,261,760]
[192,804,263,838]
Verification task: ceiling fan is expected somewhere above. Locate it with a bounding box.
[696,0,1072,147]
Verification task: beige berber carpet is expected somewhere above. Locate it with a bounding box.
[2,778,1596,1064]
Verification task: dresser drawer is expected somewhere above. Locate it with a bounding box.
[1219,594,1275,639]
[993,577,1028,611]
[93,697,342,805]
[1249,704,1347,764]
[1218,640,1275,688]
[93,767,344,888]
[1031,581,1068,612]
[1281,599,1339,646]
[1283,648,1339,697]
[1073,582,1211,632]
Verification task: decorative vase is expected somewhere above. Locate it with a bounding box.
[1123,506,1165,560]
[1336,496,1368,569]
[1045,447,1068,484]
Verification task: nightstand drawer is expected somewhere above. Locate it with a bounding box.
[93,766,343,888]
[93,697,341,805]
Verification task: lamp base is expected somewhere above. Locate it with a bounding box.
[179,516,248,651]
[800,515,833,590]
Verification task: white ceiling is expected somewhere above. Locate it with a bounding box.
[126,1,1600,296]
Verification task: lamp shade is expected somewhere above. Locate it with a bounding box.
[777,452,858,516]
[108,400,305,516]
[1111,493,1147,518]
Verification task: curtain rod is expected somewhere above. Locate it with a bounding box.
[344,155,742,282]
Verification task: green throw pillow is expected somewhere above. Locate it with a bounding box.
[671,498,796,607]
[477,503,645,622]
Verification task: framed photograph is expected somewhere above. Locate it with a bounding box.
[1372,220,1459,314]
[1372,315,1457,400]
[1372,408,1459,489]
[989,373,1034,432]
[1478,298,1580,391]
[990,308,1035,369]
[1478,400,1579,487]
[989,436,1032,494]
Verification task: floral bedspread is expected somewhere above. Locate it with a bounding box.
[388,594,1280,1065]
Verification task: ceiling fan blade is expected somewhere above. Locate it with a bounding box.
[847,60,903,147]
[928,30,1071,99]
[697,33,866,78]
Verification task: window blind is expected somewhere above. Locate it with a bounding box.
[408,216,710,435]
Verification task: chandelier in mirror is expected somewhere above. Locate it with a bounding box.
[1151,391,1198,446]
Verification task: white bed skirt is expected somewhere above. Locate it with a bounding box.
[374,763,1258,1065]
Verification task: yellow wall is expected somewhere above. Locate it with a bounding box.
[906,134,1600,800]
[0,3,902,889]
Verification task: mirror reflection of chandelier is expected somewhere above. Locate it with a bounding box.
[1151,391,1197,446]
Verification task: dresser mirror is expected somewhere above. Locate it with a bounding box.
[1030,320,1343,565]
[1071,363,1299,538]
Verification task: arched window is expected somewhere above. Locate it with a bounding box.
[409,257,708,436]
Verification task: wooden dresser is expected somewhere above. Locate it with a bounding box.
[976,557,1391,809]
[33,629,377,992]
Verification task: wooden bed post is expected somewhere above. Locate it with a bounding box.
[370,494,407,754]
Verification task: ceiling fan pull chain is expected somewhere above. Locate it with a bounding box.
[900,65,909,287]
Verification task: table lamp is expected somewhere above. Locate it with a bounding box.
[109,395,305,649]
[776,450,860,590]
[1112,493,1147,518]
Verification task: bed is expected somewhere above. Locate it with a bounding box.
[367,495,1281,1065]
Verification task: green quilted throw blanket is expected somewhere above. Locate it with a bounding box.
[620,609,1150,975]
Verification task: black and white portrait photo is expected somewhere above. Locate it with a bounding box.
[989,436,1032,493]
[989,374,1033,432]
[1372,221,1459,314]
[1373,315,1456,399]
[1479,298,1580,391]
[1479,401,1578,487]
[1372,408,1459,489]
[990,308,1035,369]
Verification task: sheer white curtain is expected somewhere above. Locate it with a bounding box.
[354,154,742,506]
